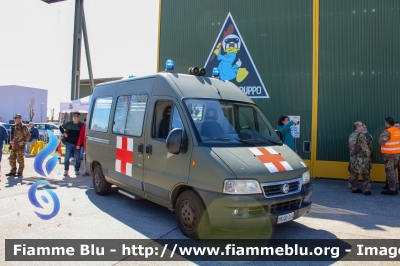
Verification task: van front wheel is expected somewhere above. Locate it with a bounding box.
[93,164,111,195]
[175,190,211,239]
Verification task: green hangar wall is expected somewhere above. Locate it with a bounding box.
[158,0,400,181]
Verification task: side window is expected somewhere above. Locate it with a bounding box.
[36,124,45,131]
[237,106,254,128]
[45,124,55,130]
[152,101,172,139]
[256,112,272,137]
[90,97,113,132]
[112,94,148,136]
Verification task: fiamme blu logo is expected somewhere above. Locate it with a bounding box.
[29,130,61,220]
[204,12,269,98]
[34,130,60,177]
[28,180,60,220]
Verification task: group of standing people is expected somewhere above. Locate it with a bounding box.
[2,111,400,194]
[0,112,88,178]
[348,117,400,196]
[276,115,400,197]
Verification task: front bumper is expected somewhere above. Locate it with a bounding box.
[196,183,312,230]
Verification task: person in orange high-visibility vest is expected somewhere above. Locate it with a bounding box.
[395,121,400,185]
[379,117,400,195]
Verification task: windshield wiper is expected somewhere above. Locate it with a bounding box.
[232,138,257,146]
[203,137,232,141]
[248,137,282,145]
[203,137,256,146]
[239,137,282,146]
[202,137,282,146]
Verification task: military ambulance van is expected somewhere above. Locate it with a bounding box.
[85,61,312,239]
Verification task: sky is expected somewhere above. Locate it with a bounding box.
[0,0,159,117]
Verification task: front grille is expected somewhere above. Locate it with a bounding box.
[261,177,302,198]
[271,200,300,213]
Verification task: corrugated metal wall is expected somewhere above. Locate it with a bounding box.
[159,0,400,166]
[159,0,313,159]
[318,0,400,163]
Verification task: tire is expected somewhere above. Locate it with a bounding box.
[93,164,111,195]
[175,190,212,239]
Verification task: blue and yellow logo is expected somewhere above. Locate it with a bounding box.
[28,180,60,220]
[30,130,61,220]
[204,12,269,98]
[34,130,59,177]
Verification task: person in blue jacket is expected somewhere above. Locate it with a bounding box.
[25,122,39,156]
[277,115,298,152]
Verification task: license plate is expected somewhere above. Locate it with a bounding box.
[277,212,294,224]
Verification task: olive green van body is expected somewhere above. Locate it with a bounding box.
[85,71,312,237]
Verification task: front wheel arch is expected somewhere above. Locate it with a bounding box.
[92,164,111,195]
[175,190,212,239]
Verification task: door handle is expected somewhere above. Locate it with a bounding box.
[145,144,152,155]
[138,143,143,154]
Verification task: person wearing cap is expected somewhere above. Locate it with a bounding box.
[59,112,83,176]
[379,117,400,195]
[5,114,31,177]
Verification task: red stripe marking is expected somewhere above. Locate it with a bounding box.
[122,136,127,150]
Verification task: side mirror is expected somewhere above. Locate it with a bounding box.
[166,128,182,154]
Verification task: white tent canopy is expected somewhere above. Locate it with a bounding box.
[60,95,92,113]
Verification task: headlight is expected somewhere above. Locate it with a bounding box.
[302,171,310,184]
[223,180,262,194]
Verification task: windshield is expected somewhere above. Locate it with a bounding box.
[184,99,282,146]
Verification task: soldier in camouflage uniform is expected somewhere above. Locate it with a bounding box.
[379,117,400,195]
[348,121,373,196]
[5,114,31,177]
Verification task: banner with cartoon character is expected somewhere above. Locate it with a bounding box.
[204,12,269,98]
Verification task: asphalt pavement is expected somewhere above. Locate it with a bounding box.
[1,154,400,266]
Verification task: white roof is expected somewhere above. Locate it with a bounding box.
[60,95,91,113]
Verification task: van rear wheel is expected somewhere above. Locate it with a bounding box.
[93,164,111,195]
[175,190,211,239]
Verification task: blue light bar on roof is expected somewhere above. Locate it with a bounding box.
[212,68,220,78]
[165,60,174,72]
